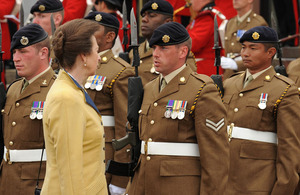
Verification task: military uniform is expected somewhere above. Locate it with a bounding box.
[223,11,268,79]
[186,3,226,76]
[129,41,197,86]
[86,50,135,188]
[127,21,229,195]
[287,58,300,87]
[0,68,56,194]
[223,26,300,194]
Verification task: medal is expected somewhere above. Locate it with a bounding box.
[90,75,98,90]
[30,101,39,119]
[178,101,187,120]
[258,93,268,110]
[37,101,44,120]
[164,100,174,118]
[85,76,93,89]
[96,76,106,91]
[171,100,181,119]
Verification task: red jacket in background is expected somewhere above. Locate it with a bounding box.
[62,0,87,24]
[215,0,237,19]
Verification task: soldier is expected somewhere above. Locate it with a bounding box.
[130,0,197,86]
[187,0,226,76]
[84,11,134,195]
[31,0,64,71]
[287,58,300,87]
[0,23,56,194]
[127,22,229,194]
[224,26,300,194]
[222,0,268,79]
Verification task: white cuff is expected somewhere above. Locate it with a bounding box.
[109,184,126,195]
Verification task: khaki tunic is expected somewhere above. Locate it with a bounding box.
[0,68,56,195]
[223,11,268,79]
[287,58,300,87]
[127,66,229,195]
[223,68,300,194]
[87,50,135,188]
[129,41,197,86]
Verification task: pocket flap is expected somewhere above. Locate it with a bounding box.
[160,159,201,176]
[240,142,277,160]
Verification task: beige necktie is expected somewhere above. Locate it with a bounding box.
[243,75,253,88]
[160,78,167,92]
[21,80,29,93]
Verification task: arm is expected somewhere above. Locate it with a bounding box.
[195,81,229,194]
[62,0,87,24]
[0,0,15,19]
[271,84,300,194]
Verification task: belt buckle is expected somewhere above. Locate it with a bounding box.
[228,123,234,142]
[144,141,148,156]
[6,149,12,164]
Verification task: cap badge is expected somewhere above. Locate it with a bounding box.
[252,32,260,40]
[151,3,158,10]
[162,35,170,43]
[95,14,102,22]
[20,36,29,46]
[180,77,185,82]
[39,5,46,12]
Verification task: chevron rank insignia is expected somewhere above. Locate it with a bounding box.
[206,118,225,132]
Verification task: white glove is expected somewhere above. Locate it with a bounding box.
[221,56,238,70]
[109,184,126,195]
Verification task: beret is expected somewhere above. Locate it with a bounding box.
[102,0,122,8]
[11,23,48,51]
[149,22,189,47]
[240,26,279,43]
[30,0,63,14]
[141,0,173,16]
[84,11,120,30]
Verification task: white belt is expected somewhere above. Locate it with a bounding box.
[4,146,46,162]
[195,58,204,62]
[102,116,115,127]
[141,141,200,157]
[227,125,278,144]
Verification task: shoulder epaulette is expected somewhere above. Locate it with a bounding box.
[230,71,244,78]
[191,72,213,84]
[6,78,22,93]
[274,73,294,85]
[113,55,130,67]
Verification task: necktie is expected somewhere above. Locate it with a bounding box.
[243,75,253,88]
[21,80,29,93]
[160,78,167,92]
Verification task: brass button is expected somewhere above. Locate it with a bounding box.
[298,88,300,92]
[8,161,12,165]
[12,122,16,126]
[148,138,152,142]
[9,141,13,146]
[140,60,143,64]
[146,156,151,161]
[231,42,234,46]
[239,93,243,97]
[231,123,235,126]
[225,37,228,40]
[153,102,158,107]
[180,77,185,82]
[16,103,20,107]
[138,110,142,113]
[1,109,4,113]
[150,120,154,125]
[126,149,130,153]
[234,108,238,112]
[102,56,107,62]
[265,75,270,80]
[233,33,237,36]
[276,73,280,76]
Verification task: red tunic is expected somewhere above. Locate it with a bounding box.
[215,0,237,19]
[187,7,225,76]
[62,0,87,24]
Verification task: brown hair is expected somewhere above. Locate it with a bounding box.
[52,19,99,69]
[33,37,51,57]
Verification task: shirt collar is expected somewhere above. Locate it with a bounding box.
[160,64,187,84]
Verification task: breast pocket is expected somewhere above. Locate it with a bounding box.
[245,98,264,128]
[21,107,43,142]
[139,103,150,138]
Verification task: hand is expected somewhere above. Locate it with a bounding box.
[109,184,126,195]
[221,56,238,70]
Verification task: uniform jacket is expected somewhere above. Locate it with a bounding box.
[223,68,300,195]
[129,41,197,86]
[128,66,229,195]
[223,11,268,79]
[287,58,300,87]
[186,5,225,76]
[87,50,134,188]
[42,70,107,195]
[62,0,87,24]
[0,68,55,195]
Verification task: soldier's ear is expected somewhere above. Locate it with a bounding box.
[105,31,116,43]
[267,47,277,59]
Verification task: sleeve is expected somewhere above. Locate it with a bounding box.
[0,0,15,18]
[194,81,229,194]
[47,92,87,195]
[188,15,214,53]
[110,67,133,187]
[271,84,300,195]
[62,0,87,24]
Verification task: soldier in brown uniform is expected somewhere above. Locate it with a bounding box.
[0,24,56,194]
[129,0,197,86]
[84,12,135,195]
[224,26,300,194]
[127,22,229,195]
[31,0,64,71]
[287,58,300,88]
[221,0,268,79]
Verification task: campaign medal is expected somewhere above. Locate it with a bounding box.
[30,101,39,119]
[37,101,44,120]
[258,93,268,110]
[164,100,174,118]
[171,100,180,119]
[178,101,187,120]
[96,76,106,91]
[90,75,98,90]
[84,76,93,89]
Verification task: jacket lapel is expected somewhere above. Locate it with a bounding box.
[241,68,274,92]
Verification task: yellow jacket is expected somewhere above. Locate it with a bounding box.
[42,70,107,195]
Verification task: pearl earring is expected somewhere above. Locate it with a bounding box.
[84,63,87,67]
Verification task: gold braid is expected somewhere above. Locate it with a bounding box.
[273,84,291,118]
[214,84,223,100]
[189,83,206,118]
[107,67,126,99]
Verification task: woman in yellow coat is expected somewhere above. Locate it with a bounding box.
[41,19,108,195]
